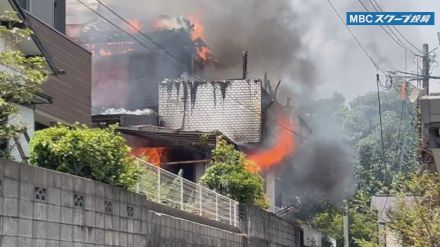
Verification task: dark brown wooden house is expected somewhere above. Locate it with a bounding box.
[27,13,92,127]
[1,0,91,161]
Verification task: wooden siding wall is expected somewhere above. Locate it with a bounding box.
[27,14,92,126]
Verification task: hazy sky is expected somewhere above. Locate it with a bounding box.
[292,0,440,100]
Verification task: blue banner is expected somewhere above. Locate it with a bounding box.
[346,12,435,25]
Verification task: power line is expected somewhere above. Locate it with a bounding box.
[93,0,207,81]
[325,0,381,71]
[80,0,269,137]
[356,0,413,53]
[376,78,387,177]
[77,0,248,135]
[366,0,423,55]
[75,0,193,78]
[81,0,319,150]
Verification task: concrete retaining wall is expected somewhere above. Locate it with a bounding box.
[240,205,303,247]
[0,159,310,247]
[0,159,244,247]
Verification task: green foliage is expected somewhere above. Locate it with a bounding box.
[388,173,440,247]
[310,193,378,247]
[346,90,418,195]
[0,11,47,145]
[29,124,141,189]
[309,90,418,195]
[200,138,268,208]
[306,89,419,247]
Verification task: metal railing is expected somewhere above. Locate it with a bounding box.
[135,158,239,227]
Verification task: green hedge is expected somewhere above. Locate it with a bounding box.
[29,124,140,190]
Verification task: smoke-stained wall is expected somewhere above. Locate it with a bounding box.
[159,80,262,143]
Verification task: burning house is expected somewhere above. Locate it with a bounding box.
[66,2,235,182]
[159,78,262,144]
[92,110,236,182]
[158,71,312,211]
[66,1,312,210]
[66,2,213,111]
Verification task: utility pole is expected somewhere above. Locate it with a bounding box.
[420,44,431,171]
[422,43,430,95]
[343,199,349,247]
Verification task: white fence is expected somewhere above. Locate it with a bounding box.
[135,158,239,226]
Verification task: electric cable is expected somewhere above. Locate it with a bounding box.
[81,0,327,153]
[75,0,196,80]
[356,0,418,55]
[325,0,382,71]
[77,0,245,136]
[367,0,424,55]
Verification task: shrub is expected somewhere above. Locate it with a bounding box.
[200,138,268,208]
[29,124,140,189]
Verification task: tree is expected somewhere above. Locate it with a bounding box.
[306,88,418,247]
[345,89,418,195]
[29,124,141,190]
[310,193,379,247]
[388,173,440,247]
[200,138,269,208]
[0,11,47,155]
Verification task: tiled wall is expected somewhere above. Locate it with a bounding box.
[159,80,262,143]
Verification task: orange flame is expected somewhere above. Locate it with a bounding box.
[188,15,213,62]
[131,147,167,166]
[247,116,296,171]
[153,18,170,31]
[196,46,212,61]
[152,15,213,62]
[188,15,205,41]
[127,20,142,33]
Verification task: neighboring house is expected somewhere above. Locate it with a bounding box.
[1,0,91,161]
[26,13,92,127]
[420,95,440,172]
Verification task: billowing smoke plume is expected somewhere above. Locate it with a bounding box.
[68,0,316,85]
[280,139,356,205]
[68,0,355,207]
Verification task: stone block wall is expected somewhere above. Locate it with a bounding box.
[0,159,244,247]
[158,80,262,143]
[0,159,311,247]
[239,205,302,247]
[302,226,323,247]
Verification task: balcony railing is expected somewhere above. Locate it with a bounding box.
[135,158,239,227]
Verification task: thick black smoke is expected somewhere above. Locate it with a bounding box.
[280,139,356,206]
